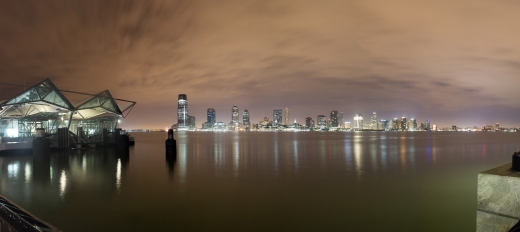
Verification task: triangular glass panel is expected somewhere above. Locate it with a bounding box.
[5,88,41,105]
[43,90,72,110]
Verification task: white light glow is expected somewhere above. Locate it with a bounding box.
[59,170,67,199]
[116,159,122,192]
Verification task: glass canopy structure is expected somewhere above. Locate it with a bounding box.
[0,79,136,144]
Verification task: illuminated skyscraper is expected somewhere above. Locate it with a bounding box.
[370,112,377,130]
[284,107,289,125]
[177,94,188,131]
[380,119,389,131]
[273,109,282,125]
[317,115,327,129]
[231,106,239,123]
[207,108,216,124]
[400,117,407,131]
[392,118,399,131]
[330,110,338,127]
[338,112,344,128]
[354,114,363,130]
[409,118,417,131]
[305,117,313,128]
[243,108,250,130]
[188,115,196,130]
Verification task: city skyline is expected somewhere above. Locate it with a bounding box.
[0,1,519,129]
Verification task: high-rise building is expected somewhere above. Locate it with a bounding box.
[345,122,351,129]
[188,115,196,130]
[495,123,500,131]
[392,118,399,131]
[400,117,407,131]
[330,110,338,127]
[370,112,377,130]
[354,114,363,130]
[284,107,289,125]
[177,94,188,131]
[231,106,239,123]
[338,112,344,128]
[305,117,313,128]
[452,125,457,131]
[243,108,250,130]
[273,109,283,125]
[409,118,417,131]
[310,119,315,128]
[317,115,327,129]
[380,119,389,131]
[207,108,216,125]
[425,119,431,131]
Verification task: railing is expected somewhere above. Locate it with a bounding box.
[0,196,60,232]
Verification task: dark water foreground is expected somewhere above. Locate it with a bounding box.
[0,132,518,231]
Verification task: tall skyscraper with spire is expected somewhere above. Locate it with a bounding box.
[283,107,289,125]
[177,94,188,131]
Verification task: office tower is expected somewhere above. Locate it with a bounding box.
[495,123,500,131]
[177,94,188,131]
[207,108,216,125]
[432,124,437,131]
[311,119,315,128]
[273,109,283,125]
[452,125,457,131]
[188,115,196,130]
[305,117,313,128]
[425,119,431,131]
[317,115,327,129]
[370,112,377,130]
[338,112,344,128]
[354,114,363,130]
[409,118,417,131]
[243,108,250,130]
[380,119,389,131]
[330,110,338,127]
[400,117,407,131]
[232,106,239,123]
[284,107,289,125]
[392,118,399,131]
[420,122,426,131]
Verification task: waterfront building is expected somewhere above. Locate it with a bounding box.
[452,125,457,131]
[188,115,196,130]
[495,123,500,131]
[409,118,417,131]
[317,115,327,129]
[330,110,338,127]
[232,106,239,123]
[273,109,283,125]
[0,79,135,143]
[425,119,431,131]
[243,108,250,130]
[354,114,363,130]
[338,112,344,128]
[432,124,438,131]
[370,112,377,130]
[284,107,289,125]
[345,122,351,129]
[305,117,313,128]
[400,117,407,131]
[392,118,399,131]
[178,94,189,131]
[380,119,389,131]
[207,108,216,125]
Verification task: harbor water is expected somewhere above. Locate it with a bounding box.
[0,132,517,231]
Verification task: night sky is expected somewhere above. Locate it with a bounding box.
[1,0,519,129]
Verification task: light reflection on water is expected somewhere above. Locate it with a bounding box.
[0,131,518,232]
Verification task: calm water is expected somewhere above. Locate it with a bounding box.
[0,132,518,231]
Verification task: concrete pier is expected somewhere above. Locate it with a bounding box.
[477,163,520,231]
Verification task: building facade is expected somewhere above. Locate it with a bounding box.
[243,108,250,130]
[273,109,282,125]
[177,94,188,131]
